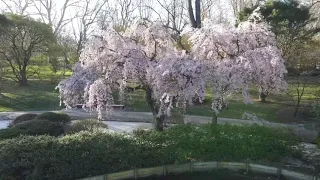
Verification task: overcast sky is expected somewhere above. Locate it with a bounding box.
[0,0,237,38]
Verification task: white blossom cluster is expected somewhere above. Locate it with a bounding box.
[57,15,287,119]
[185,14,287,113]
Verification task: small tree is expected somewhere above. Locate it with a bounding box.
[0,14,56,85]
[286,75,308,119]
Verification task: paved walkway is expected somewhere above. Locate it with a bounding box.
[0,109,318,142]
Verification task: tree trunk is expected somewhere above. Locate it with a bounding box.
[259,91,268,102]
[212,111,218,124]
[155,115,165,131]
[145,85,166,131]
[19,71,28,86]
[195,0,201,28]
[188,0,197,28]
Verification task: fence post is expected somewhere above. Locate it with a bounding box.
[190,162,193,172]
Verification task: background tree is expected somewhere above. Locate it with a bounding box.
[98,0,137,31]
[185,10,287,123]
[238,0,320,68]
[237,0,320,102]
[72,0,107,56]
[0,0,32,15]
[32,0,78,36]
[0,14,56,85]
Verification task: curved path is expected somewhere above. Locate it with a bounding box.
[0,109,318,141]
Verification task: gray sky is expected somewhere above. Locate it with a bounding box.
[0,0,237,38]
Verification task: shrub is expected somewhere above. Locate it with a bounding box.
[8,113,38,127]
[65,120,108,134]
[0,128,25,140]
[0,124,300,180]
[311,103,320,120]
[34,112,71,124]
[133,124,300,162]
[14,120,64,137]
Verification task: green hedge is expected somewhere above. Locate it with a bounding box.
[34,112,71,124]
[0,128,25,140]
[133,124,300,162]
[0,124,300,180]
[65,120,108,134]
[14,120,64,137]
[8,113,38,127]
[0,120,64,140]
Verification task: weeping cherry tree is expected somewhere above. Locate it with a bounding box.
[184,8,288,123]
[57,22,205,131]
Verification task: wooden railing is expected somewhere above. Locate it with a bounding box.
[78,161,318,180]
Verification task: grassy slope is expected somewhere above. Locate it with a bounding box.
[0,79,60,111]
[0,66,70,111]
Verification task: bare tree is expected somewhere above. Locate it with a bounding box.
[73,0,107,56]
[286,76,309,119]
[116,0,136,28]
[98,0,138,31]
[137,0,154,21]
[0,0,32,15]
[32,0,78,36]
[201,0,214,19]
[150,0,187,33]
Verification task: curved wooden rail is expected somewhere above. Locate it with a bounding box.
[78,161,318,180]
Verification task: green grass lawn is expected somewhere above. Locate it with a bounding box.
[0,65,71,111]
[0,79,61,112]
[123,81,319,122]
[122,90,287,122]
[0,67,319,123]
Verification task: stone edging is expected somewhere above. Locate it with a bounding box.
[78,161,319,180]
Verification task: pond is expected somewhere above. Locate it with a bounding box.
[135,171,282,180]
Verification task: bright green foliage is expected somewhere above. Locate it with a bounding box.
[237,0,318,38]
[34,112,71,125]
[65,120,108,134]
[237,0,320,69]
[0,14,57,85]
[0,125,300,180]
[8,113,38,127]
[259,0,314,37]
[237,7,255,24]
[134,124,300,162]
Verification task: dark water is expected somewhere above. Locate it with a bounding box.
[136,171,280,180]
